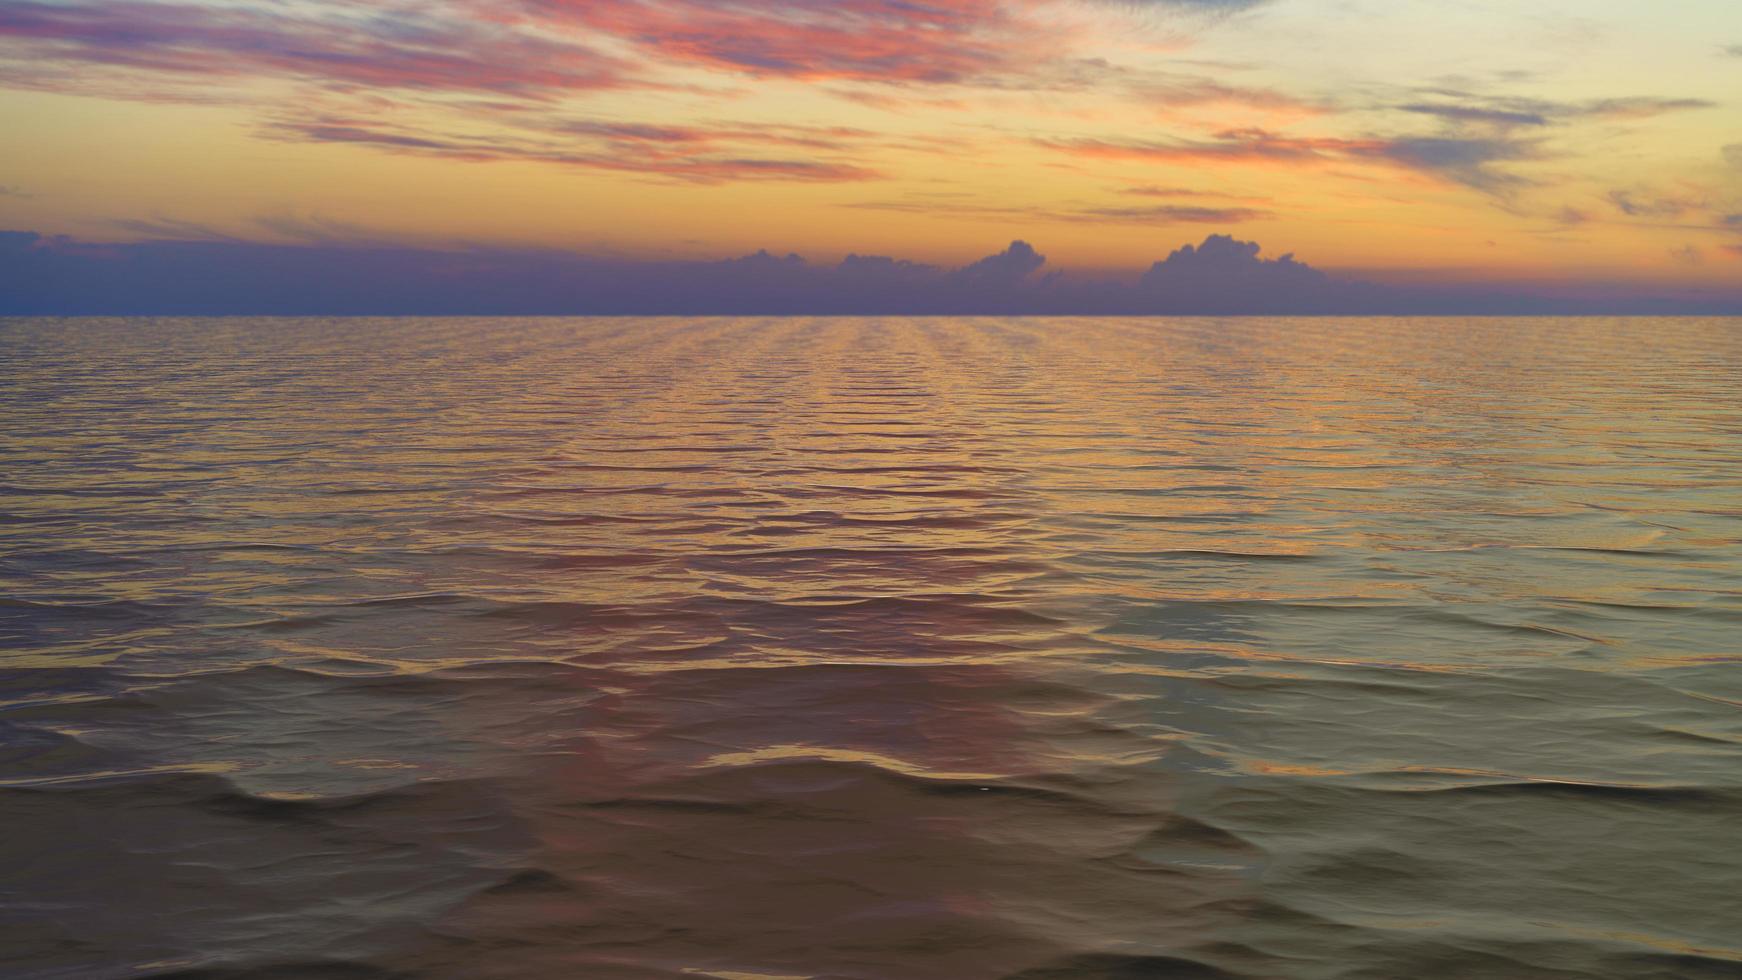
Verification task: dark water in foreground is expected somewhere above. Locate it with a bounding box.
[2,317,1741,980]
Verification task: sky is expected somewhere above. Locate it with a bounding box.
[1,0,1740,311]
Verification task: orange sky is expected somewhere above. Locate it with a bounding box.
[1,0,1739,283]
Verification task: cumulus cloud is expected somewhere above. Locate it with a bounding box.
[1143,233,1316,275]
[4,229,1738,315]
[836,253,941,281]
[1137,233,1329,309]
[952,240,1048,283]
[0,232,1061,314]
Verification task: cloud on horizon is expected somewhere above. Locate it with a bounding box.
[4,229,1737,316]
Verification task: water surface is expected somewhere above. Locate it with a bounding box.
[3,316,1741,979]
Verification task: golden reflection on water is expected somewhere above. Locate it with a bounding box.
[1,316,1741,979]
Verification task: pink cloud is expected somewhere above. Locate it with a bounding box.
[0,0,629,96]
[518,0,1041,84]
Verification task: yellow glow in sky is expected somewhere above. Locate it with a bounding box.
[0,0,1738,283]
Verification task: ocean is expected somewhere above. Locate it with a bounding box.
[2,316,1740,979]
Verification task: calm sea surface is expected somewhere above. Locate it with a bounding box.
[3,316,1741,980]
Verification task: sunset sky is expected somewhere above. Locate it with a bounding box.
[1,0,1739,289]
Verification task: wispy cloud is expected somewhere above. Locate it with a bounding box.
[0,0,1300,105]
[264,117,882,183]
[1338,90,1714,208]
[1127,75,1329,117]
[0,0,1304,185]
[1077,203,1272,222]
[1397,103,1549,129]
[1583,96,1715,119]
[843,196,1272,224]
[0,1,629,96]
[109,216,242,241]
[1041,127,1541,196]
[509,0,1044,86]
[1607,189,1699,219]
[1040,129,1382,166]
[253,211,393,246]
[550,119,874,151]
[1119,184,1263,200]
[1126,0,1274,9]
[1393,92,1711,128]
[0,0,1728,235]
[1374,136,1540,195]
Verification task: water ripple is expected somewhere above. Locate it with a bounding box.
[2,315,1741,979]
